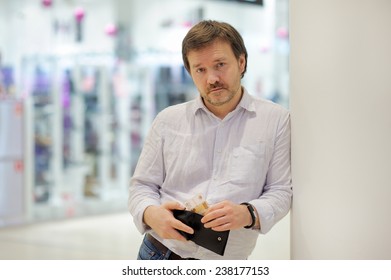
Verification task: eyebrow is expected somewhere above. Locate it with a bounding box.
[191,57,227,69]
[191,63,202,69]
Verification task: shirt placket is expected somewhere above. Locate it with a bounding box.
[211,120,227,183]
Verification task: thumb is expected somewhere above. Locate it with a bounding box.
[162,201,186,211]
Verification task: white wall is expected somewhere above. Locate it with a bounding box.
[290,0,391,259]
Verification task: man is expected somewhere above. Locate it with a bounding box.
[129,20,292,260]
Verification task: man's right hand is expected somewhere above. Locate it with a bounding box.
[143,201,194,241]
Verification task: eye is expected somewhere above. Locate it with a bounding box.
[216,62,225,69]
[196,68,205,73]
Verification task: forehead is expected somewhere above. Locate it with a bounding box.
[187,40,235,66]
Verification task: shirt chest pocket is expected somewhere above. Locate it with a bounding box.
[228,143,266,185]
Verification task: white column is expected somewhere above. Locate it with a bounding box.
[50,63,64,204]
[290,0,391,259]
[97,66,112,197]
[70,65,85,164]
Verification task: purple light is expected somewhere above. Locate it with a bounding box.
[105,23,117,36]
[74,7,85,22]
[42,0,53,8]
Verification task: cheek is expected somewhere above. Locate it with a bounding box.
[192,76,205,89]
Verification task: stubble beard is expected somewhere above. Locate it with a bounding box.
[203,84,241,107]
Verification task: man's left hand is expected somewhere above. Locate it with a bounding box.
[201,200,253,231]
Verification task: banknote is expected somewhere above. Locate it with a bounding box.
[184,194,209,215]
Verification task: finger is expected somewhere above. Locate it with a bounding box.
[172,219,194,235]
[211,223,231,232]
[201,208,224,224]
[203,214,228,229]
[201,213,213,224]
[167,228,189,242]
[203,201,225,215]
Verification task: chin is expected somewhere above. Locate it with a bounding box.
[209,97,232,106]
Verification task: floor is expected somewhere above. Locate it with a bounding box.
[0,211,290,260]
[0,212,142,260]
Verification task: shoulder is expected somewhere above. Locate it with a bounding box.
[152,100,197,133]
[250,95,290,118]
[156,100,196,121]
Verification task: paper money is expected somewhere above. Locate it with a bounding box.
[184,194,209,215]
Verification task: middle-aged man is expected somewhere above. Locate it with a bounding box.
[129,20,292,260]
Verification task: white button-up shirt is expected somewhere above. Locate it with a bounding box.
[129,88,292,259]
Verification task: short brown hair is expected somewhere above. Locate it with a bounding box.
[182,20,248,78]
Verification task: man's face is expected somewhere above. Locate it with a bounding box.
[187,40,246,111]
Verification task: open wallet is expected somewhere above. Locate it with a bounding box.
[173,209,230,256]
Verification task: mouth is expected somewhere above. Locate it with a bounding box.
[209,87,224,94]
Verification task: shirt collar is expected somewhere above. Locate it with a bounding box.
[192,86,256,116]
[238,87,256,113]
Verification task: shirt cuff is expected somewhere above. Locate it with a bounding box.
[132,200,160,234]
[250,200,275,234]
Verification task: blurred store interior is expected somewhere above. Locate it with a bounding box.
[0,0,290,259]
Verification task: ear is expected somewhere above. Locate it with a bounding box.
[238,54,246,74]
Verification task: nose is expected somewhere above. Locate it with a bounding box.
[207,70,220,85]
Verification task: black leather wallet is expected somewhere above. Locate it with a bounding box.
[173,209,230,256]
